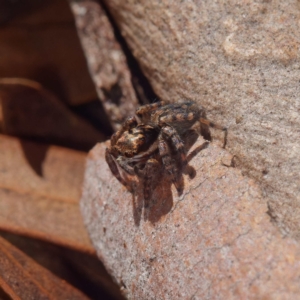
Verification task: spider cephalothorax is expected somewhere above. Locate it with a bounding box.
[105,100,227,201]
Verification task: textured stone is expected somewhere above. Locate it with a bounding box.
[102,0,300,238]
[70,0,139,130]
[81,138,300,299]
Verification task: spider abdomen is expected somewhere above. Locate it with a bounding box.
[153,101,203,135]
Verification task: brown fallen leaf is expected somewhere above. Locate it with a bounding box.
[0,2,127,298]
[0,134,95,255]
[0,0,98,106]
[81,137,300,299]
[0,231,126,300]
[0,78,104,151]
[0,235,89,300]
[0,96,3,132]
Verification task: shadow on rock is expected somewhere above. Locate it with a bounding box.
[132,130,209,226]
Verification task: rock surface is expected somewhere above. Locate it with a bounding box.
[81,138,300,299]
[70,0,139,130]
[102,0,300,238]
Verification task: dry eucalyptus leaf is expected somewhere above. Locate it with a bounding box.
[0,235,89,300]
[0,231,125,300]
[0,0,97,106]
[0,78,104,151]
[0,134,94,254]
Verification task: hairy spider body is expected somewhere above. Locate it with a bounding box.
[105,100,227,201]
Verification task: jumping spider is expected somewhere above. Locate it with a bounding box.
[105,100,227,200]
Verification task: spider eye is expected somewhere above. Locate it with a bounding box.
[139,137,145,142]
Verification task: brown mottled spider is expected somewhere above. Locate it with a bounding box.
[105,100,227,200]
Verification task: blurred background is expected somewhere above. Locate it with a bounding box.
[0,0,127,299]
[0,0,112,149]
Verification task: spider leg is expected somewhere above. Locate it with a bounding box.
[116,156,135,175]
[124,140,159,164]
[161,125,188,173]
[105,148,134,192]
[200,118,228,148]
[158,134,183,194]
[134,158,162,202]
